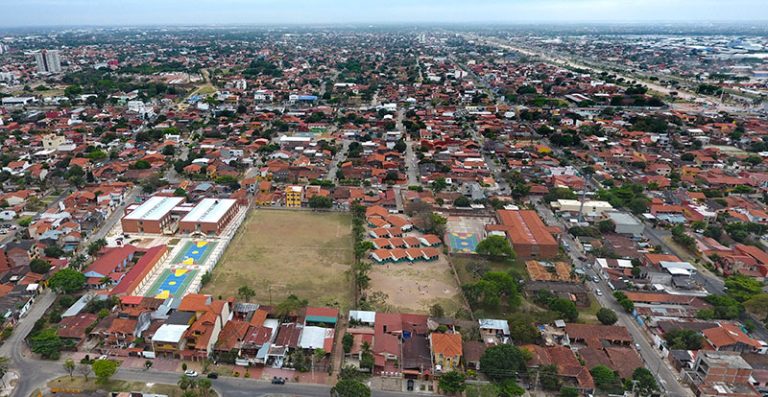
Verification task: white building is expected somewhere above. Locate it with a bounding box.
[34,49,62,74]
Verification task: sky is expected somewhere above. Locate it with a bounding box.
[2,0,767,27]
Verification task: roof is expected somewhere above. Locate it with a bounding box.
[431,332,463,357]
[565,323,633,348]
[496,210,557,247]
[181,198,237,224]
[704,323,763,350]
[177,293,211,313]
[299,325,334,350]
[57,313,98,339]
[153,324,189,343]
[478,319,510,334]
[124,196,185,221]
[85,245,138,278]
[110,245,167,296]
[349,310,376,324]
[305,307,339,324]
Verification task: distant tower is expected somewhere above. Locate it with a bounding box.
[34,49,62,74]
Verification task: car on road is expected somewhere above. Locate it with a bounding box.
[207,372,218,379]
[596,289,603,296]
[271,376,285,385]
[592,276,600,282]
[184,370,198,378]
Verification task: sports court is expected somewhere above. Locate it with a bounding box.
[171,240,216,265]
[448,232,480,253]
[145,268,198,299]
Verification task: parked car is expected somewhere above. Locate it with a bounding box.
[271,377,285,385]
[407,379,415,391]
[596,289,603,296]
[185,370,198,378]
[207,372,218,379]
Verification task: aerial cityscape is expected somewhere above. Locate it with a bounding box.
[1,1,768,397]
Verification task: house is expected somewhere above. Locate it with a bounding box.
[488,210,558,259]
[430,332,462,372]
[478,319,510,345]
[84,245,138,288]
[152,324,189,358]
[703,323,765,354]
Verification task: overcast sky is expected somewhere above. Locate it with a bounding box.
[3,0,767,27]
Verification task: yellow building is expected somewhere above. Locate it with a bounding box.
[285,185,304,208]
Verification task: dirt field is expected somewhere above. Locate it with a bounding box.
[368,255,468,316]
[202,210,354,309]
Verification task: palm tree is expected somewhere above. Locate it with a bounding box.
[196,378,213,397]
[237,285,255,302]
[178,376,195,391]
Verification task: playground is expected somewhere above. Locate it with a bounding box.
[172,240,216,265]
[447,232,480,253]
[146,268,198,299]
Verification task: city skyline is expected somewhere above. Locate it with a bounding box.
[2,0,768,27]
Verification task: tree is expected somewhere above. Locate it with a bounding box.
[342,333,354,354]
[196,378,213,397]
[64,358,76,379]
[394,139,407,153]
[744,293,768,321]
[439,371,467,394]
[331,379,371,397]
[548,298,579,322]
[508,316,540,344]
[430,303,445,318]
[559,386,579,397]
[48,268,86,293]
[338,365,366,381]
[664,329,703,350]
[30,328,63,359]
[590,365,624,394]
[596,308,618,325]
[44,245,65,258]
[308,195,333,209]
[77,363,92,382]
[632,367,658,395]
[133,160,151,170]
[92,359,118,383]
[597,219,615,233]
[237,285,255,302]
[178,375,196,391]
[431,178,448,193]
[87,238,107,256]
[275,294,308,319]
[539,364,561,390]
[453,196,471,208]
[725,274,763,302]
[475,235,515,259]
[144,360,153,371]
[479,344,530,382]
[30,258,52,274]
[498,379,525,397]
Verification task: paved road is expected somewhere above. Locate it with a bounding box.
[0,291,57,397]
[326,139,351,183]
[530,199,693,397]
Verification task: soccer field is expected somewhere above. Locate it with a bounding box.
[202,210,354,309]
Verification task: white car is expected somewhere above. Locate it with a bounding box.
[596,289,603,296]
[184,370,198,378]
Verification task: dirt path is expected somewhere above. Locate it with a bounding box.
[330,316,348,377]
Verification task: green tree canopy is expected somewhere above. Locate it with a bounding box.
[590,365,624,394]
[596,308,618,325]
[30,328,63,359]
[48,269,86,293]
[331,379,371,397]
[439,371,467,394]
[479,344,530,382]
[476,235,515,258]
[92,359,118,384]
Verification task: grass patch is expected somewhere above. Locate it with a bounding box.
[202,210,354,310]
[48,376,203,397]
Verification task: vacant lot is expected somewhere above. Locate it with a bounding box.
[368,255,468,316]
[202,210,354,309]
